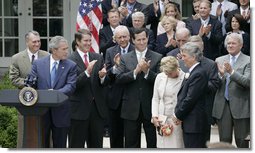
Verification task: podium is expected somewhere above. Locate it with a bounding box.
[0,89,68,148]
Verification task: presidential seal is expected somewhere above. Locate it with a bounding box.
[19,87,38,106]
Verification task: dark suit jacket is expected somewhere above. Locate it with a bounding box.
[186,16,223,60]
[200,57,220,124]
[156,33,177,57]
[175,64,208,133]
[105,44,135,110]
[99,25,116,58]
[116,50,162,120]
[225,8,250,34]
[166,48,180,57]
[68,51,109,120]
[30,55,77,127]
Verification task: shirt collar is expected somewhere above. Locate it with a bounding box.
[229,52,241,62]
[27,49,39,61]
[240,6,250,13]
[77,48,89,60]
[120,42,131,52]
[189,62,200,73]
[50,55,60,68]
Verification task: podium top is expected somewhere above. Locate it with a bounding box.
[0,89,68,107]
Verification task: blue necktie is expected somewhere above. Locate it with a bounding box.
[224,56,236,100]
[121,49,126,55]
[51,62,58,88]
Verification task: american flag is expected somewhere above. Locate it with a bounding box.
[76,0,103,53]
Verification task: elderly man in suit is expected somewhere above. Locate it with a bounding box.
[30,36,77,148]
[105,25,135,148]
[186,0,223,61]
[68,29,109,148]
[212,33,250,148]
[9,30,48,148]
[116,28,162,148]
[173,42,208,148]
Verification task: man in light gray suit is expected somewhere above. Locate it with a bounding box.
[9,30,48,148]
[212,32,250,148]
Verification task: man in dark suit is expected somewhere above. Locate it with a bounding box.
[99,8,121,58]
[212,33,250,148]
[225,0,250,34]
[105,25,135,148]
[173,42,208,148]
[30,36,77,148]
[186,0,223,61]
[116,28,162,148]
[187,35,221,142]
[68,29,109,148]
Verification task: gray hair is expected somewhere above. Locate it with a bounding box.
[114,25,130,37]
[132,11,145,20]
[224,32,243,48]
[188,35,204,51]
[175,27,191,39]
[49,36,68,52]
[25,30,40,42]
[181,42,203,62]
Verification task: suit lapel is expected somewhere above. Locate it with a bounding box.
[44,56,51,87]
[131,51,138,69]
[73,51,86,70]
[22,50,31,73]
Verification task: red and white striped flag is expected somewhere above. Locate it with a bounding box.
[76,0,103,53]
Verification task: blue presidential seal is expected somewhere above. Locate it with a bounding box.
[19,87,38,106]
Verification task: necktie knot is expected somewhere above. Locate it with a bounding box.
[122,49,126,54]
[51,62,58,87]
[84,53,89,67]
[31,55,35,63]
[230,56,236,67]
[242,10,246,16]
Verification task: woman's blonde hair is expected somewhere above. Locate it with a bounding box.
[163,3,182,20]
[160,56,179,74]
[160,16,177,31]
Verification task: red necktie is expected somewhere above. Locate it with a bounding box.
[84,53,89,67]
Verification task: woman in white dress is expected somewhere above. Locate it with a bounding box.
[151,56,185,148]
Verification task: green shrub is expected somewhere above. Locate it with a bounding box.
[0,73,17,148]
